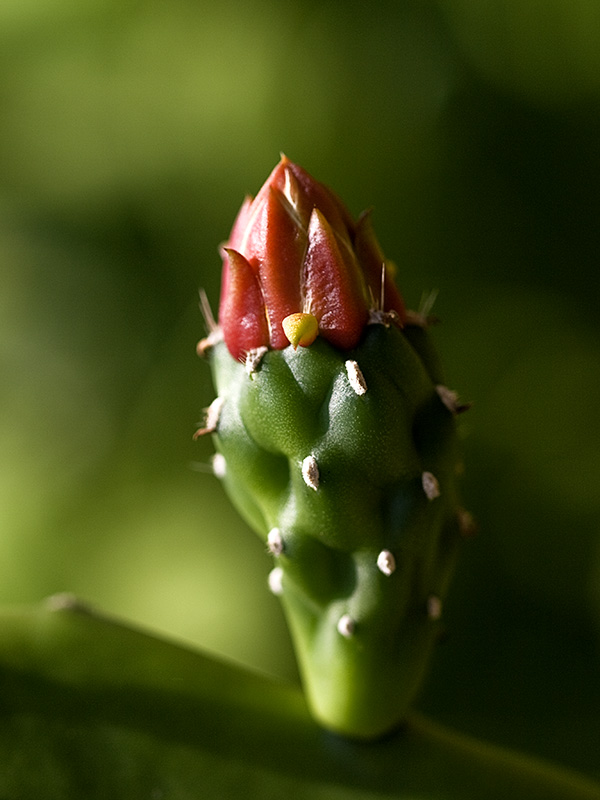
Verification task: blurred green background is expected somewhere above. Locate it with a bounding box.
[1,0,599,780]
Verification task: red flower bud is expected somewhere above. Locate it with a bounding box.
[219,156,406,360]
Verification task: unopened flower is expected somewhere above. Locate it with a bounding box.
[219,156,406,360]
[200,156,470,739]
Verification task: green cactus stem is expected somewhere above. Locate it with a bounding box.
[196,157,471,739]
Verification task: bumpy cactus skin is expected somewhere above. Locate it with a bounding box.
[208,324,463,739]
[199,158,468,739]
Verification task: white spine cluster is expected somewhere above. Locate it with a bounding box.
[427,594,442,621]
[376,549,396,576]
[345,360,368,396]
[193,396,225,438]
[268,567,284,596]
[422,471,440,500]
[245,346,269,376]
[302,455,320,490]
[267,528,284,556]
[337,614,355,638]
[211,452,227,478]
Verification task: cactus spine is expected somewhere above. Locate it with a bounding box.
[197,157,471,739]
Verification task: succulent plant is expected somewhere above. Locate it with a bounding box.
[196,156,473,739]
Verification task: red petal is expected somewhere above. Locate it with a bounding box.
[244,187,306,349]
[220,196,254,320]
[303,209,369,350]
[281,156,354,241]
[219,248,269,360]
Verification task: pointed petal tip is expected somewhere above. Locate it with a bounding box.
[219,248,269,360]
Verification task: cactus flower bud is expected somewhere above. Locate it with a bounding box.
[198,157,470,740]
[218,155,406,360]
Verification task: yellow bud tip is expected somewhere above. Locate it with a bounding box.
[282,312,319,349]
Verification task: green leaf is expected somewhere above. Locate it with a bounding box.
[0,596,598,800]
